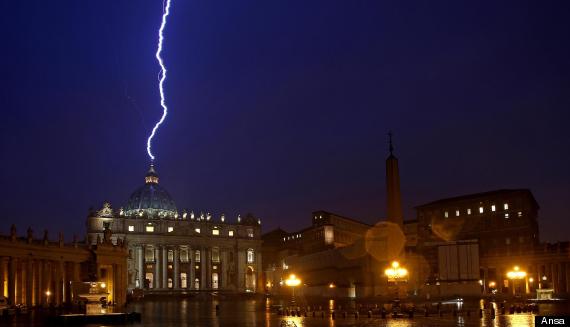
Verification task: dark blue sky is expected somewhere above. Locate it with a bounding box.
[1,1,569,242]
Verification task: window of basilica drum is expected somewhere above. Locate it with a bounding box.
[247,249,255,263]
[145,248,155,262]
[212,248,220,263]
[180,249,189,262]
[195,250,201,262]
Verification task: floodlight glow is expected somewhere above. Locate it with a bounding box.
[146,0,173,161]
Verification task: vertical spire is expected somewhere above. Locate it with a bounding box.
[386,131,403,226]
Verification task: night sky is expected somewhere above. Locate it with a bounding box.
[1,1,569,242]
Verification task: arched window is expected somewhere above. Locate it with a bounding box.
[247,249,255,263]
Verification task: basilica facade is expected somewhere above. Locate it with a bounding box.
[87,164,262,294]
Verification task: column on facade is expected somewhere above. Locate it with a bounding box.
[33,260,40,306]
[173,247,180,289]
[200,247,206,290]
[37,260,44,306]
[237,249,245,291]
[205,248,211,289]
[113,263,118,304]
[221,249,228,289]
[45,261,52,305]
[17,258,24,305]
[136,245,144,289]
[8,257,16,305]
[162,247,168,288]
[55,260,63,305]
[154,247,161,289]
[189,247,195,290]
[0,258,5,302]
[26,259,33,306]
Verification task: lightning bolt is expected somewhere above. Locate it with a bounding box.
[146,0,172,161]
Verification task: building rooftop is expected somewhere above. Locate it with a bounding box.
[415,189,539,209]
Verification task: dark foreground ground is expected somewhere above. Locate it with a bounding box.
[2,295,569,326]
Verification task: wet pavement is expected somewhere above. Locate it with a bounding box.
[2,296,569,326]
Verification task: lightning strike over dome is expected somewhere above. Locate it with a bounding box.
[146,0,173,161]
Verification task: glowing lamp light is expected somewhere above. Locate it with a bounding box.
[100,282,106,288]
[489,281,496,288]
[529,278,534,283]
[506,266,527,279]
[385,261,408,280]
[329,283,336,288]
[285,274,301,287]
[46,290,51,296]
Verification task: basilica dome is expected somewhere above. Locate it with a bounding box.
[124,164,178,219]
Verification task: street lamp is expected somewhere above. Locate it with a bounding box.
[385,261,408,299]
[506,266,527,296]
[285,274,301,304]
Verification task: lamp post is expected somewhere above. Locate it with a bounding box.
[385,261,408,300]
[506,266,527,296]
[285,274,301,305]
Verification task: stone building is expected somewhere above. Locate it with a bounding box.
[0,225,127,307]
[414,190,569,297]
[86,164,263,293]
[262,136,570,299]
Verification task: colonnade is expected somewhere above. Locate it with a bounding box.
[0,256,80,306]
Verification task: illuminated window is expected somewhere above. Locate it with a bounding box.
[128,225,134,232]
[479,207,484,214]
[517,211,522,217]
[212,228,219,236]
[247,249,255,263]
[467,208,471,215]
[195,228,200,234]
[146,225,154,232]
[455,210,460,217]
[247,228,254,238]
[181,273,187,288]
[180,249,189,262]
[504,213,509,219]
[195,250,201,262]
[444,211,449,218]
[168,250,173,262]
[324,226,334,244]
[229,230,234,237]
[145,248,155,262]
[504,203,509,210]
[491,205,496,212]
[168,227,174,233]
[212,248,220,263]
